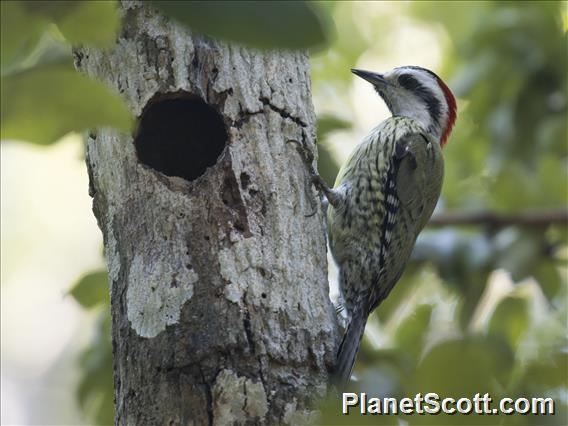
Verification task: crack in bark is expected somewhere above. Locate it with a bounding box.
[229,102,307,129]
[242,377,249,418]
[257,356,270,407]
[201,367,214,426]
[259,97,307,128]
[242,291,256,354]
[230,106,264,129]
[230,97,309,131]
[215,87,234,120]
[220,165,252,238]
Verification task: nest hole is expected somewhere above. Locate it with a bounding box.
[134,93,228,181]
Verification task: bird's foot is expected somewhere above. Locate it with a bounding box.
[334,301,349,333]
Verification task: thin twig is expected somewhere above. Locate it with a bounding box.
[427,209,568,228]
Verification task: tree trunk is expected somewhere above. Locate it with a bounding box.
[76,2,337,424]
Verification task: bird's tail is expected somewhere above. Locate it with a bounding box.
[332,312,368,386]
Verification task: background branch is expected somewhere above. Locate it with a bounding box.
[428,209,568,228]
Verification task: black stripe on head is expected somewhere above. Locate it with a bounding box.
[403,65,441,80]
[397,73,441,126]
[374,87,394,112]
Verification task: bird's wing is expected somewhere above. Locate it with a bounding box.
[394,132,444,227]
[369,132,444,312]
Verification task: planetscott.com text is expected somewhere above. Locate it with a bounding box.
[342,392,555,416]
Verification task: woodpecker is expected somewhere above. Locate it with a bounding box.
[300,66,457,385]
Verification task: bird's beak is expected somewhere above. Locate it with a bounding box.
[351,68,390,87]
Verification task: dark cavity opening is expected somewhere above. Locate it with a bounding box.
[134,93,228,181]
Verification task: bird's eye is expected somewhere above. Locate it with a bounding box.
[398,74,421,91]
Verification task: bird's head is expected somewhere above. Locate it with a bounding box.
[352,66,457,147]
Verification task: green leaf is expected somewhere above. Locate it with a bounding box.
[77,310,114,425]
[149,0,330,50]
[533,259,562,301]
[1,62,133,144]
[522,351,568,390]
[69,270,109,309]
[408,337,514,403]
[0,1,48,73]
[1,1,119,75]
[403,337,515,425]
[55,1,120,47]
[488,296,529,351]
[393,304,433,359]
[317,114,351,139]
[20,0,81,21]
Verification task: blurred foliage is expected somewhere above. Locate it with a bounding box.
[68,270,109,309]
[69,269,113,425]
[429,1,568,213]
[316,114,351,185]
[0,0,132,145]
[315,1,567,425]
[151,0,330,51]
[2,61,133,144]
[1,0,331,146]
[0,1,330,424]
[1,1,119,74]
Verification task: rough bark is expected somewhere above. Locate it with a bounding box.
[76,2,337,425]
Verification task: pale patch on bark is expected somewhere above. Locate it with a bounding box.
[127,251,197,338]
[218,238,263,305]
[105,219,121,283]
[283,399,320,425]
[212,369,268,426]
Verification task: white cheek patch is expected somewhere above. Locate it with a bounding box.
[390,90,431,129]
